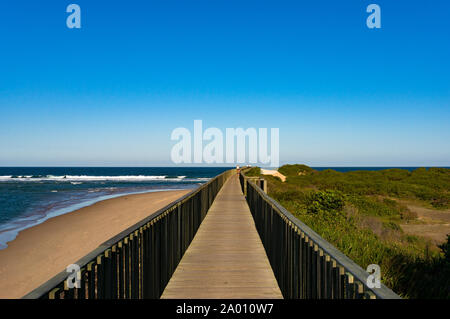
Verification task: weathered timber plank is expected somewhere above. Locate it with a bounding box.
[161,175,282,299]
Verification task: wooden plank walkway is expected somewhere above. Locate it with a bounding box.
[161,175,283,299]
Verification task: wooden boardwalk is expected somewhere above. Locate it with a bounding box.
[161,175,283,299]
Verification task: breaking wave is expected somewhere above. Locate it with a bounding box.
[0,175,194,182]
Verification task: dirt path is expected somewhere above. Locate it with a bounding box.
[399,201,450,244]
[401,224,450,244]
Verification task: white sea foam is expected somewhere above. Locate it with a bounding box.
[0,188,191,250]
[0,175,191,182]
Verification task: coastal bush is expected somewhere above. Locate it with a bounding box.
[386,250,450,298]
[244,167,261,177]
[273,189,307,203]
[277,192,449,298]
[383,221,402,231]
[276,166,450,209]
[305,190,345,216]
[278,164,315,177]
[265,164,450,298]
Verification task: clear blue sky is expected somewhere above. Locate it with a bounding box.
[0,0,449,166]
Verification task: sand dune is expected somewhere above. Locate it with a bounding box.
[260,168,286,182]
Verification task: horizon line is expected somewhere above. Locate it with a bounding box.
[0,165,449,168]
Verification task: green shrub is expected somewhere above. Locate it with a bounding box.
[278,164,315,176]
[405,235,419,243]
[274,190,307,202]
[384,221,402,231]
[275,165,450,209]
[305,190,345,220]
[348,196,400,217]
[244,167,261,177]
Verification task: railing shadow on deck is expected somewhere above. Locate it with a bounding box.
[22,170,234,299]
[239,173,401,299]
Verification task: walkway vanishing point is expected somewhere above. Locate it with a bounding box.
[161,175,283,299]
[23,169,400,299]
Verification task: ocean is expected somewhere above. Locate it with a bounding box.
[0,167,229,249]
[0,166,442,250]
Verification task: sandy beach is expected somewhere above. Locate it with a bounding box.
[0,189,190,299]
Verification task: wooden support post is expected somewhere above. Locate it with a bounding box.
[96,254,104,299]
[48,287,61,300]
[260,178,268,193]
[86,261,95,299]
[64,279,74,299]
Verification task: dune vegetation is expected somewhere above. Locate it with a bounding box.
[247,164,450,298]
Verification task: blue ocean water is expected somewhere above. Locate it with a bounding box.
[0,167,229,249]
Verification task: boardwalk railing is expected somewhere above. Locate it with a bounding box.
[240,173,401,299]
[23,170,234,299]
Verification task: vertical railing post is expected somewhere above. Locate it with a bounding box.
[104,249,112,299]
[87,261,95,299]
[117,241,124,298]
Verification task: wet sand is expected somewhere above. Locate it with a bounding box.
[0,189,190,299]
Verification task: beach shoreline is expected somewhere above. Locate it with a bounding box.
[0,187,192,250]
[0,189,190,299]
